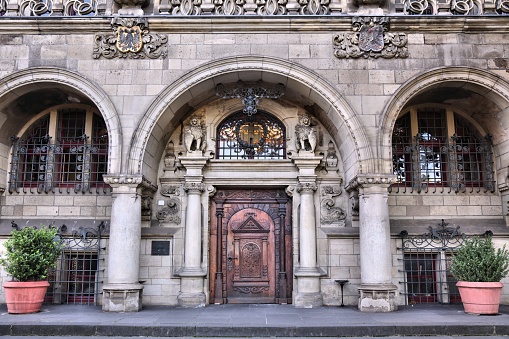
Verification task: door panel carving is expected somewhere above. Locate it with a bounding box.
[210,189,292,304]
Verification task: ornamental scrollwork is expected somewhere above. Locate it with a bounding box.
[496,0,509,13]
[170,0,202,14]
[214,0,245,15]
[64,0,97,15]
[333,17,408,59]
[160,185,181,197]
[404,0,436,14]
[320,185,346,225]
[19,0,52,16]
[157,197,181,224]
[256,0,287,14]
[93,17,167,59]
[298,0,329,14]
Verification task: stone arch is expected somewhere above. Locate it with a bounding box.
[128,56,372,183]
[379,66,509,177]
[0,67,122,174]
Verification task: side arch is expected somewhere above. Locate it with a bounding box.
[127,56,373,183]
[0,67,122,174]
[379,66,509,176]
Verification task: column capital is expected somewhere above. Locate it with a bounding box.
[184,182,206,194]
[345,174,396,192]
[103,174,156,191]
[296,182,318,194]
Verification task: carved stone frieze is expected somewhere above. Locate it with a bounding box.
[93,18,167,60]
[333,17,408,59]
[320,185,346,225]
[170,0,203,15]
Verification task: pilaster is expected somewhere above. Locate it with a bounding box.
[101,174,154,312]
[346,174,398,312]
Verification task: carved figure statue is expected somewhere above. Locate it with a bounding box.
[184,116,206,152]
[295,114,317,152]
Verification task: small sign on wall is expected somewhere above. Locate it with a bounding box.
[151,241,170,256]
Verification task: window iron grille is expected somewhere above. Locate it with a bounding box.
[216,111,286,160]
[45,221,106,306]
[398,219,492,305]
[9,133,110,194]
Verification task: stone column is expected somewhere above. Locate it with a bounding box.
[349,175,398,312]
[102,175,147,312]
[293,155,324,308]
[177,155,208,307]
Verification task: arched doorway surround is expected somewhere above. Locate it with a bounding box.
[127,56,372,183]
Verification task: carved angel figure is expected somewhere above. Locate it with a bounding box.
[184,116,206,152]
[295,114,317,152]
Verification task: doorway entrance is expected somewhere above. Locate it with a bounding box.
[210,188,292,304]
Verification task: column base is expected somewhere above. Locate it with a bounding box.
[177,292,206,307]
[294,292,323,308]
[358,283,398,312]
[102,284,143,312]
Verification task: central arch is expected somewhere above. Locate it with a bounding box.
[127,56,372,184]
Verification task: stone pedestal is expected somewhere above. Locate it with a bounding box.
[177,155,208,307]
[352,175,398,312]
[102,175,146,312]
[293,156,324,308]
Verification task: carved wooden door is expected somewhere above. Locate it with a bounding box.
[210,189,292,305]
[226,208,275,303]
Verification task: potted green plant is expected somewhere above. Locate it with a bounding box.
[0,226,61,314]
[450,236,509,315]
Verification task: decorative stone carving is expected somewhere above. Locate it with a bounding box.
[64,0,98,15]
[93,18,167,60]
[298,0,329,14]
[168,0,202,14]
[183,182,206,194]
[214,0,245,14]
[114,0,148,15]
[333,17,408,59]
[141,191,153,221]
[320,185,346,225]
[20,0,52,16]
[215,81,285,116]
[256,0,287,14]
[163,140,177,171]
[296,182,317,194]
[295,114,317,153]
[496,0,509,13]
[157,197,181,224]
[160,185,181,197]
[184,115,206,153]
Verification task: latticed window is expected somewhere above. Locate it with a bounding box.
[391,106,495,193]
[9,105,109,194]
[216,111,286,160]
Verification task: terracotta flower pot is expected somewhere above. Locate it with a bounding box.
[456,281,503,315]
[4,281,50,314]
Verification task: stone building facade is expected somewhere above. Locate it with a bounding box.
[1,0,509,313]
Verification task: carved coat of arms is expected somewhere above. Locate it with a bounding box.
[358,22,384,52]
[116,26,143,53]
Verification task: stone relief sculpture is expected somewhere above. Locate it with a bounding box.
[295,114,317,153]
[320,185,346,225]
[184,116,207,153]
[158,185,182,224]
